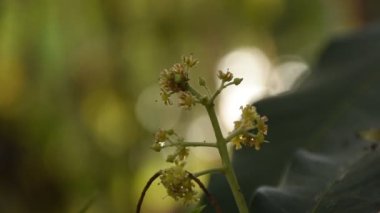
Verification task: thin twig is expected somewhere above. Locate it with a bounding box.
[194,167,225,177]
[162,141,218,148]
[136,171,162,213]
[210,81,237,103]
[187,171,222,213]
[187,85,206,103]
[210,81,225,103]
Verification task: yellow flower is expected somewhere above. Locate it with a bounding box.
[159,64,189,94]
[160,165,197,204]
[231,105,268,150]
[160,90,172,105]
[179,92,196,110]
[217,70,233,82]
[158,55,200,110]
[166,146,189,163]
[154,129,169,143]
[153,129,175,151]
[232,136,244,150]
[182,54,199,68]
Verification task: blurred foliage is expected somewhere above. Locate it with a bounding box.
[249,25,380,212]
[0,0,370,212]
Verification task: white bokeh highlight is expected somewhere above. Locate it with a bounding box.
[267,60,309,95]
[216,48,271,133]
[216,48,308,134]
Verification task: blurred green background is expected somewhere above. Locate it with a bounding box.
[0,0,376,212]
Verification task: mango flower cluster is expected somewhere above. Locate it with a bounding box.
[138,55,271,213]
[152,128,195,203]
[231,105,268,150]
[152,129,190,164]
[159,55,199,109]
[160,165,197,205]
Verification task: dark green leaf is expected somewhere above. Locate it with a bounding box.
[251,148,380,212]
[205,24,380,212]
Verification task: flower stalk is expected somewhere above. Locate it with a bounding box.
[138,55,268,213]
[204,104,249,213]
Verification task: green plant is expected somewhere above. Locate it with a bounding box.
[137,55,269,213]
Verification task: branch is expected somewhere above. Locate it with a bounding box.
[136,171,162,213]
[162,141,218,148]
[210,81,237,103]
[194,167,225,177]
[187,171,222,213]
[225,127,255,142]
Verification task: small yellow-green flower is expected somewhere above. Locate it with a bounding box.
[179,92,196,110]
[231,105,268,150]
[154,129,171,143]
[153,129,176,151]
[159,55,199,108]
[166,146,190,163]
[160,90,172,105]
[232,135,244,150]
[217,70,234,82]
[176,146,189,161]
[183,54,199,68]
[159,63,189,94]
[160,165,197,204]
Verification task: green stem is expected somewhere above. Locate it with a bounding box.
[187,85,249,212]
[210,81,236,103]
[163,141,218,148]
[187,85,207,103]
[210,81,225,103]
[205,104,249,213]
[225,127,252,142]
[194,167,225,177]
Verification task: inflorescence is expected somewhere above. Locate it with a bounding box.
[138,54,269,212]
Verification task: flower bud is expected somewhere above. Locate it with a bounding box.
[151,143,162,152]
[198,77,206,86]
[233,78,243,85]
[217,70,234,82]
[183,54,199,68]
[166,154,176,163]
